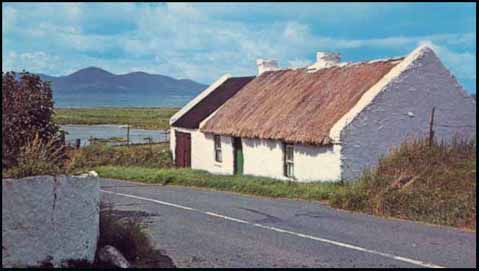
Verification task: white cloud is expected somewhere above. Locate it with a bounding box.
[3,51,66,75]
[1,2,476,88]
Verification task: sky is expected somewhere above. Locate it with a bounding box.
[2,2,476,93]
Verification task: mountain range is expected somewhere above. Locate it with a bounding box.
[33,67,208,108]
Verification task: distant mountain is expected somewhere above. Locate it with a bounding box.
[37,67,207,97]
[30,67,208,108]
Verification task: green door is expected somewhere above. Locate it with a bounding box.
[234,137,243,175]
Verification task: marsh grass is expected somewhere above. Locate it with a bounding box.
[67,143,173,173]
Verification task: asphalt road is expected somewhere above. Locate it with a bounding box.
[100,178,476,268]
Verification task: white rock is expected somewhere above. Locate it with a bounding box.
[98,245,130,268]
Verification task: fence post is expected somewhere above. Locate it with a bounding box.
[429,106,435,147]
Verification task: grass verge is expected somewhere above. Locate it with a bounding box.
[95,166,341,201]
[330,137,476,230]
[54,107,178,130]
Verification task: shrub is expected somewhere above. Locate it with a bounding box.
[2,71,65,170]
[3,133,66,178]
[97,201,155,263]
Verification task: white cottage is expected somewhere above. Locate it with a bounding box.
[170,45,476,182]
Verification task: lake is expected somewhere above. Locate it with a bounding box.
[61,124,169,147]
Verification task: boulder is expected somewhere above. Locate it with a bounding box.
[2,173,100,267]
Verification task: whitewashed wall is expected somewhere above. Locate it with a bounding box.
[242,138,284,179]
[294,143,342,182]
[171,127,234,175]
[242,138,342,182]
[2,174,100,268]
[171,128,341,182]
[340,47,476,181]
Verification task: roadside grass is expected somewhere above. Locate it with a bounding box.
[54,107,178,130]
[95,166,342,201]
[330,137,476,230]
[70,136,476,230]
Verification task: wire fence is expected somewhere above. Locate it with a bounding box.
[65,129,170,149]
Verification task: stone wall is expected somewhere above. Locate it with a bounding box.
[2,173,100,267]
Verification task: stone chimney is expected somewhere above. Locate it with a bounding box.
[256,59,279,75]
[308,52,341,70]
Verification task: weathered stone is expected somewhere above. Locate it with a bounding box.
[2,173,100,268]
[98,245,130,268]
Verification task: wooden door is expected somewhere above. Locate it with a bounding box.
[233,137,243,175]
[175,131,191,168]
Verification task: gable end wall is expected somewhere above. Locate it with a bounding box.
[340,49,476,181]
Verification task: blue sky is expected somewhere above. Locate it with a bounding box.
[2,2,476,93]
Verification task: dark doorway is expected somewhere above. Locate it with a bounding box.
[233,137,243,175]
[175,131,191,168]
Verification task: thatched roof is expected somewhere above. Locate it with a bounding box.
[200,58,403,145]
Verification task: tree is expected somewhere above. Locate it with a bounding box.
[2,71,65,169]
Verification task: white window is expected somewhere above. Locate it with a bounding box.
[214,135,222,162]
[284,143,294,178]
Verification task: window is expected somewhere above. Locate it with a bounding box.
[284,143,294,178]
[214,135,222,162]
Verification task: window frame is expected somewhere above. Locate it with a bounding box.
[283,143,294,178]
[214,135,222,163]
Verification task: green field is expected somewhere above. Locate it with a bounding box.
[54,107,179,130]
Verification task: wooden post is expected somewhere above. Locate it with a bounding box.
[127,124,130,146]
[75,139,81,149]
[428,107,435,147]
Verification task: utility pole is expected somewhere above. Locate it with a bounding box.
[428,106,435,147]
[127,124,130,146]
